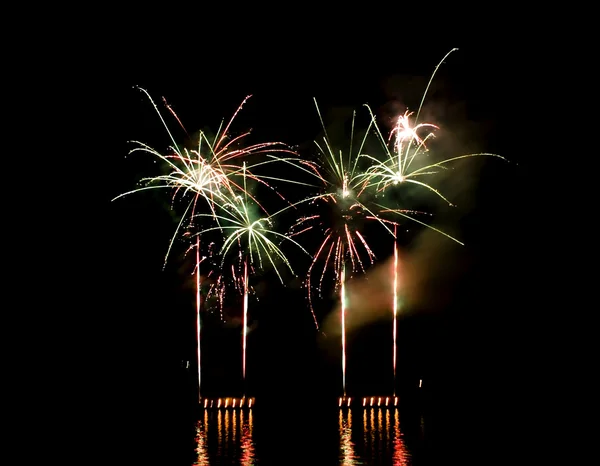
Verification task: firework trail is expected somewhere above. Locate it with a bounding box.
[196,236,202,396]
[194,182,310,389]
[341,263,347,396]
[358,48,506,391]
[286,99,424,395]
[392,224,398,395]
[114,88,308,400]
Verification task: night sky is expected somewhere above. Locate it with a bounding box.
[110,36,545,464]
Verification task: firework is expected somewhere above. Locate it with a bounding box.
[289,100,402,304]
[287,99,423,395]
[114,88,302,264]
[359,48,506,223]
[357,48,506,393]
[194,187,310,388]
[114,88,307,401]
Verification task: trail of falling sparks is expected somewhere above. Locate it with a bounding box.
[359,49,506,239]
[242,259,249,384]
[115,88,306,268]
[361,104,505,216]
[393,225,398,395]
[281,97,441,344]
[194,189,310,389]
[281,100,423,396]
[285,100,406,332]
[341,263,347,396]
[196,236,202,401]
[292,50,506,393]
[115,88,313,400]
[358,48,507,394]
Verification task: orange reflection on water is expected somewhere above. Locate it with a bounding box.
[217,410,223,458]
[363,410,368,451]
[239,410,255,465]
[386,409,391,456]
[393,410,410,465]
[359,407,411,465]
[378,408,384,453]
[232,408,237,444]
[195,409,256,465]
[339,410,358,465]
[370,409,376,456]
[225,409,230,448]
[193,411,209,466]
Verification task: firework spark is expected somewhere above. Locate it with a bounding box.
[359,48,506,219]
[287,100,424,322]
[285,99,427,395]
[194,187,310,386]
[357,48,507,392]
[114,88,303,265]
[114,88,307,401]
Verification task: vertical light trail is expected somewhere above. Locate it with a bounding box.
[393,409,409,465]
[217,410,223,458]
[232,409,237,443]
[392,224,398,396]
[341,263,347,396]
[196,236,202,402]
[242,258,249,384]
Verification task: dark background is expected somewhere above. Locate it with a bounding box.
[108,32,548,464]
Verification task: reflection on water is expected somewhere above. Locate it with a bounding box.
[392,411,410,465]
[239,411,254,465]
[194,412,209,465]
[193,407,412,465]
[193,410,255,465]
[339,408,411,465]
[339,410,355,464]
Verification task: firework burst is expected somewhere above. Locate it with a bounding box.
[194,187,310,387]
[359,48,506,223]
[114,88,308,401]
[288,100,421,325]
[285,99,428,395]
[114,87,304,265]
[356,48,507,394]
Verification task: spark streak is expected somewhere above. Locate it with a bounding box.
[242,259,248,382]
[195,191,310,389]
[288,101,410,331]
[357,48,507,395]
[341,263,347,396]
[286,100,418,394]
[196,236,202,401]
[115,88,307,400]
[392,225,398,396]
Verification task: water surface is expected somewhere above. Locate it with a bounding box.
[192,407,421,465]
